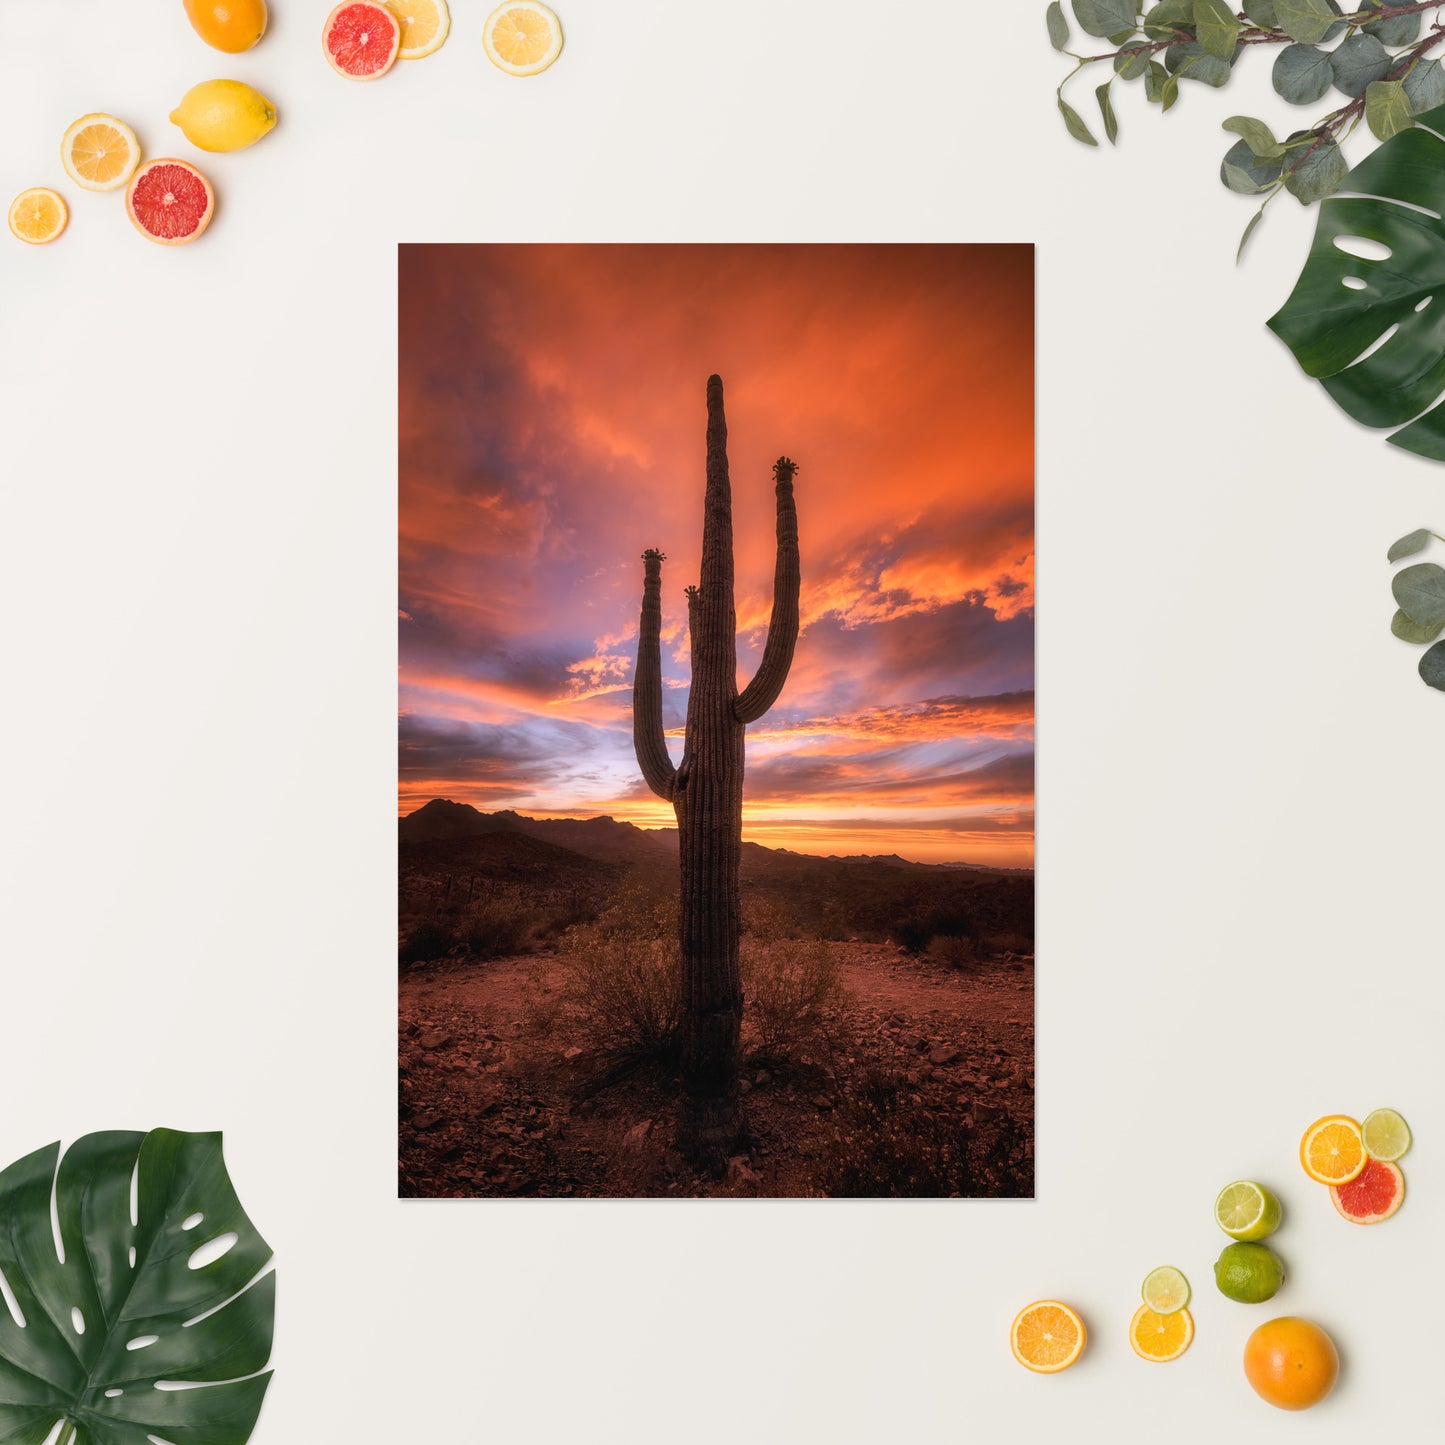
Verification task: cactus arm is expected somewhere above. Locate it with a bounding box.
[733,456,800,724]
[698,375,737,671]
[632,547,677,801]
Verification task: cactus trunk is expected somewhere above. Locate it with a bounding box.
[632,374,800,1171]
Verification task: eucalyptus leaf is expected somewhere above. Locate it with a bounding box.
[1391,607,1445,642]
[1166,39,1237,87]
[1143,0,1196,41]
[1366,80,1415,142]
[1361,0,1421,47]
[1145,58,1169,101]
[1242,0,1278,23]
[1097,82,1120,143]
[1329,33,1393,100]
[1116,45,1152,79]
[1420,639,1445,689]
[1224,115,1285,159]
[1401,58,1445,114]
[1388,527,1434,562]
[1161,72,1180,109]
[1047,0,1071,49]
[1274,44,1334,105]
[1238,207,1267,261]
[1268,105,1445,460]
[0,1129,274,1445]
[1274,0,1339,45]
[1282,132,1347,203]
[1194,0,1239,59]
[1058,94,1100,145]
[1074,0,1139,38]
[1392,562,1445,628]
[1221,139,1285,192]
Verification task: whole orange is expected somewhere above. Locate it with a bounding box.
[183,0,268,52]
[1243,1317,1339,1410]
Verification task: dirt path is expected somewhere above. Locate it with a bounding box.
[399,943,1033,1198]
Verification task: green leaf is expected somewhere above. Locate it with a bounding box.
[1242,0,1278,23]
[1361,0,1421,47]
[1391,607,1445,642]
[1282,132,1348,203]
[1073,0,1139,38]
[1238,207,1267,261]
[1221,139,1285,192]
[1366,80,1415,143]
[1392,562,1445,628]
[1267,107,1445,460]
[1274,44,1334,105]
[1401,58,1445,115]
[1145,59,1170,101]
[1047,0,1071,49]
[1224,115,1285,160]
[1195,0,1239,60]
[1161,72,1180,109]
[1166,39,1236,87]
[1116,45,1151,79]
[1420,639,1445,688]
[1097,82,1119,144]
[1275,0,1339,44]
[0,1130,274,1445]
[1329,33,1392,100]
[1058,94,1100,145]
[1388,528,1434,562]
[1142,0,1195,40]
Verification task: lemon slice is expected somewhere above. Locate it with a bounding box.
[1214,1179,1282,1240]
[61,113,141,193]
[483,1,563,76]
[1361,1107,1411,1162]
[8,188,68,244]
[1140,1266,1190,1314]
[385,0,450,58]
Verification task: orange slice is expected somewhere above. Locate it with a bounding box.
[8,188,68,244]
[1010,1300,1086,1373]
[1300,1114,1366,1185]
[483,1,563,76]
[1129,1303,1194,1362]
[385,0,449,58]
[61,113,141,193]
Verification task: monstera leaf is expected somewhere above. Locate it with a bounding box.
[0,1130,273,1445]
[1269,103,1445,462]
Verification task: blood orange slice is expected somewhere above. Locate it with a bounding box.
[125,159,215,246]
[1330,1157,1404,1224]
[324,1,401,79]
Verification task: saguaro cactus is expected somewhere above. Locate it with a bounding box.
[633,374,800,1168]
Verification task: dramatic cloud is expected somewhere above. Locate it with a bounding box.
[399,244,1033,864]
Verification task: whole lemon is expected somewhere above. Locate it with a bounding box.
[170,81,278,153]
[183,0,268,53]
[1243,1317,1339,1410]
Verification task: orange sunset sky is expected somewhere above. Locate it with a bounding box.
[398,244,1033,866]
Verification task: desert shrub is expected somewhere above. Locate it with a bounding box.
[741,936,846,1056]
[456,895,536,959]
[810,1068,1032,1198]
[398,920,456,967]
[926,933,977,972]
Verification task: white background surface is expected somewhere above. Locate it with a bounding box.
[2,1,1442,1440]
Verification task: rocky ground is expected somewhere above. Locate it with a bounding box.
[398,942,1033,1198]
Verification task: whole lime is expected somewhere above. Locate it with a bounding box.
[1214,1242,1285,1304]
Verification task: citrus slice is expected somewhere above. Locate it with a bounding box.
[1130,1303,1194,1362]
[385,0,449,58]
[1330,1157,1404,1223]
[1215,1179,1282,1241]
[1141,1266,1190,1314]
[324,1,402,79]
[1299,1114,1366,1185]
[8,188,68,244]
[125,159,215,245]
[1361,1107,1411,1162]
[483,1,563,76]
[61,113,141,193]
[1009,1300,1086,1373]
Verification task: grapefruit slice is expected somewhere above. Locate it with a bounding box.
[1330,1157,1404,1223]
[8,188,68,244]
[1009,1300,1086,1373]
[125,159,215,245]
[61,113,141,192]
[324,1,402,79]
[1299,1114,1366,1185]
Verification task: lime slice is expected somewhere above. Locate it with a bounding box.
[1361,1108,1411,1162]
[1141,1265,1190,1314]
[1214,1179,1283,1241]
